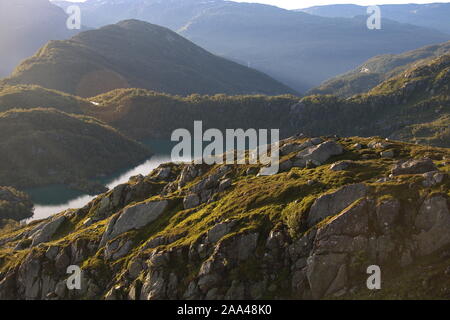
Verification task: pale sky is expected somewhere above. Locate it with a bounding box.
[63,1,448,10]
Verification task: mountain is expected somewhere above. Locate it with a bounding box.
[300,3,450,34]
[310,41,450,97]
[53,0,450,93]
[86,53,450,148]
[2,20,296,97]
[290,54,450,148]
[89,89,299,140]
[0,108,150,193]
[0,135,449,299]
[0,0,77,78]
[53,0,215,30]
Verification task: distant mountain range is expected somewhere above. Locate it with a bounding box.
[293,53,450,148]
[0,0,77,78]
[300,3,450,34]
[1,20,295,97]
[310,40,450,97]
[53,0,450,93]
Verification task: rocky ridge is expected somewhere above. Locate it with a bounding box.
[0,136,449,300]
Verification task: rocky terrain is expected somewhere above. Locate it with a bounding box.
[0,135,449,300]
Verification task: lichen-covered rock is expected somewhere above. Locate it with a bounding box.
[307,183,368,227]
[296,141,344,166]
[31,216,66,247]
[392,158,438,175]
[101,200,168,244]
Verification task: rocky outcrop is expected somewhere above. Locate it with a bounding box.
[31,216,66,247]
[306,183,368,227]
[294,140,344,167]
[392,158,437,176]
[101,200,169,244]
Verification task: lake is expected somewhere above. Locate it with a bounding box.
[26,140,178,221]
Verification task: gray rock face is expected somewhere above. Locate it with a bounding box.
[313,199,369,252]
[330,160,355,171]
[183,194,200,209]
[415,196,450,256]
[101,200,168,244]
[140,270,166,300]
[31,216,66,247]
[307,183,368,227]
[296,141,344,166]
[154,166,171,180]
[392,158,437,176]
[422,171,445,187]
[306,253,347,299]
[375,199,400,233]
[207,220,237,244]
[279,140,312,156]
[179,165,198,188]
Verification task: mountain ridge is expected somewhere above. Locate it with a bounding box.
[309,40,450,97]
[52,0,450,93]
[2,19,297,97]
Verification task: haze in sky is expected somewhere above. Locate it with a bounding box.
[63,0,447,9]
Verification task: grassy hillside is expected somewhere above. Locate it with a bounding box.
[310,41,450,97]
[89,89,299,140]
[2,20,296,97]
[0,85,93,114]
[0,108,151,193]
[80,54,449,149]
[0,136,448,299]
[290,54,450,147]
